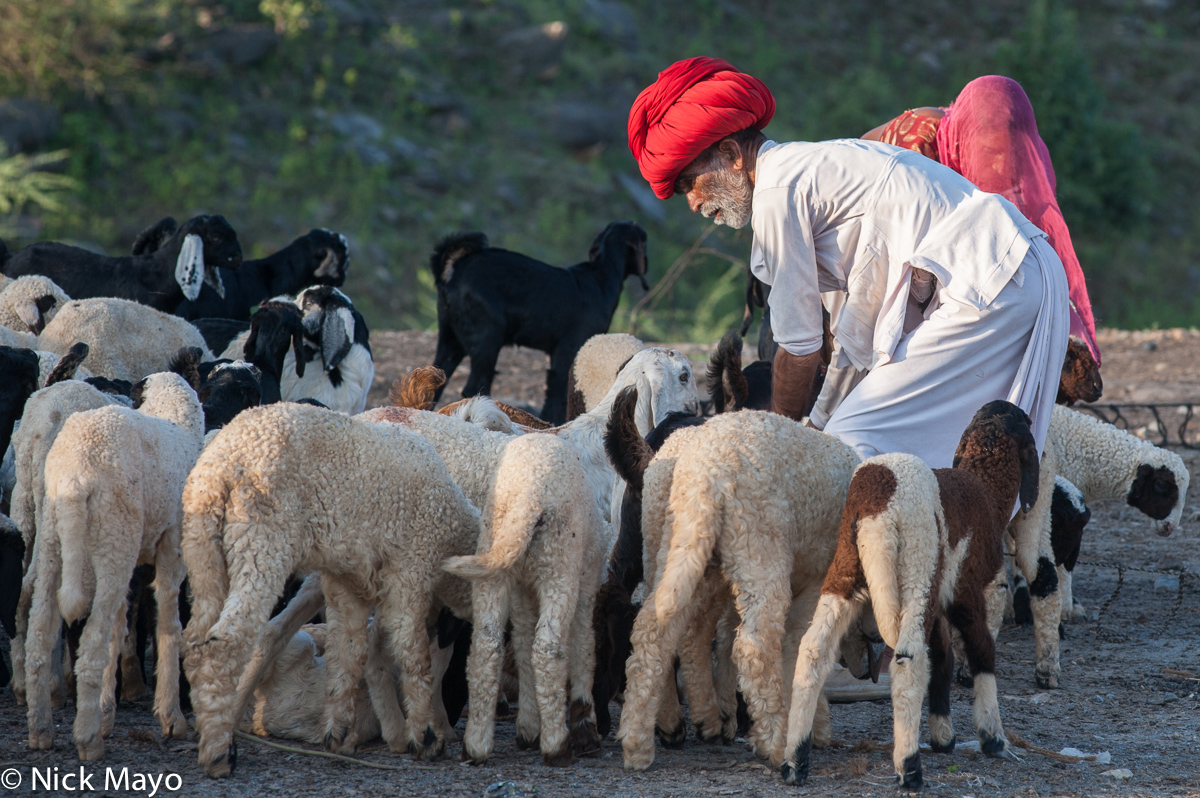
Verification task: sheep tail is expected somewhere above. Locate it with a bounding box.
[653,466,721,626]
[442,505,542,580]
[705,330,748,414]
[50,477,93,624]
[430,232,488,284]
[604,386,652,491]
[168,346,206,392]
[44,342,90,387]
[388,366,446,410]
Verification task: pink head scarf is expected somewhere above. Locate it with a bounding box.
[936,75,1100,363]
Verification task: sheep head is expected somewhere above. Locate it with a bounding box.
[309,229,350,286]
[1128,463,1185,537]
[1056,336,1102,406]
[608,347,699,436]
[952,400,1040,514]
[246,300,308,380]
[296,286,358,372]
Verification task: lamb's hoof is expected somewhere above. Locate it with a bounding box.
[568,699,602,758]
[656,721,686,749]
[461,747,489,766]
[323,726,354,754]
[1035,668,1059,690]
[203,741,237,778]
[76,735,105,762]
[780,737,811,786]
[542,742,573,767]
[929,735,956,754]
[28,729,53,751]
[121,683,149,702]
[955,665,974,688]
[694,721,725,745]
[980,734,1009,759]
[160,710,189,740]
[409,726,446,761]
[898,753,923,791]
[515,732,539,751]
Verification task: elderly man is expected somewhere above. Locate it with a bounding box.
[628,57,1069,467]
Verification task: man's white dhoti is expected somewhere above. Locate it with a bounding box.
[822,235,1069,468]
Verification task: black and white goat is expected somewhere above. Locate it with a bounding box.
[281,287,372,413]
[430,222,650,424]
[218,300,307,405]
[0,215,242,313]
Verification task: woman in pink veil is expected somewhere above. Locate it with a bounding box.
[864,75,1101,371]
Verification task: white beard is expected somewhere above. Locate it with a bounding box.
[699,166,754,229]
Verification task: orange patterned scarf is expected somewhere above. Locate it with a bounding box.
[879,110,942,161]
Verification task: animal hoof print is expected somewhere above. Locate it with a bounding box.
[930,735,956,754]
[898,753,923,791]
[656,722,686,749]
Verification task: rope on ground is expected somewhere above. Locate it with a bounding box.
[232,730,437,771]
[1074,560,1192,639]
[1006,730,1094,763]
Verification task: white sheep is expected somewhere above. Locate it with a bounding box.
[181,403,481,777]
[7,376,132,706]
[0,275,70,335]
[617,410,860,771]
[566,333,646,419]
[360,405,607,764]
[782,401,1040,790]
[24,372,203,760]
[38,298,213,382]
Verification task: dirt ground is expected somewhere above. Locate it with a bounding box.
[3,328,1200,797]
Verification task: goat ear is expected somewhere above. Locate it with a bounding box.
[320,307,355,371]
[176,234,206,301]
[1018,437,1041,513]
[243,321,259,361]
[292,325,307,378]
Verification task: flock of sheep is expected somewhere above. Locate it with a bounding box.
[0,217,1191,791]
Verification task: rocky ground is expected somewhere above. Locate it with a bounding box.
[2,329,1200,797]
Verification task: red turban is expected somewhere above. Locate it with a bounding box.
[628,57,776,199]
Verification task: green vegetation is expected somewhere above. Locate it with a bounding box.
[1,0,1196,337]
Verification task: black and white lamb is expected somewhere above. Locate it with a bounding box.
[280,287,373,414]
[1,215,242,312]
[430,222,650,424]
[218,300,308,404]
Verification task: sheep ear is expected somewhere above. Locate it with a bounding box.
[243,322,259,361]
[176,234,206,301]
[15,300,41,333]
[320,306,355,371]
[1018,438,1041,513]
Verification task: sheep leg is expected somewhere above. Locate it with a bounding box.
[119,590,149,701]
[618,583,700,771]
[654,658,685,748]
[460,575,511,764]
[363,622,407,753]
[530,567,581,766]
[781,593,861,786]
[320,578,372,754]
[152,531,188,740]
[72,569,130,761]
[429,638,458,743]
[783,585,832,748]
[714,598,740,742]
[888,620,930,791]
[678,576,724,744]
[11,548,35,705]
[565,573,602,758]
[1010,459,1061,689]
[927,614,956,752]
[24,535,63,750]
[510,587,542,749]
[187,566,284,778]
[948,587,1009,758]
[461,343,501,399]
[377,579,442,760]
[431,325,467,400]
[727,569,791,766]
[542,338,584,425]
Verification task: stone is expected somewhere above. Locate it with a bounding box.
[545,101,621,152]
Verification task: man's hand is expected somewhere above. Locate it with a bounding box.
[771,348,823,422]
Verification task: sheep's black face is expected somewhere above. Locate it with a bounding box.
[195,214,243,271]
[1058,337,1102,405]
[1127,464,1179,521]
[199,365,263,432]
[309,229,350,286]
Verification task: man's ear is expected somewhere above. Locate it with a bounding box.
[717,137,743,169]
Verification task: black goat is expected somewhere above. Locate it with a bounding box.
[0,345,40,457]
[1,215,242,312]
[167,346,263,432]
[706,329,774,414]
[592,387,705,737]
[430,221,650,424]
[166,226,349,321]
[240,300,307,404]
